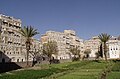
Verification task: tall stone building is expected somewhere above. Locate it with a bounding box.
[0,14,42,62]
[29,39,43,61]
[0,14,25,62]
[84,36,100,58]
[41,30,84,59]
[84,36,120,59]
[108,36,120,59]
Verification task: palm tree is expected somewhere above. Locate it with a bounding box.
[99,43,103,58]
[98,33,111,62]
[19,26,39,66]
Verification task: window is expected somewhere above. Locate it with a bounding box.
[114,48,115,50]
[17,59,19,62]
[21,59,23,62]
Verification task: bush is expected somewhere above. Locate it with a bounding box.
[112,59,120,62]
[49,59,60,64]
[72,57,79,61]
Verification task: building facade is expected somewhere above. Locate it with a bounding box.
[0,14,25,62]
[84,36,120,59]
[41,30,84,59]
[84,36,101,58]
[0,14,119,63]
[29,39,43,61]
[108,37,120,59]
[0,14,42,62]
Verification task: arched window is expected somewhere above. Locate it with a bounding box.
[17,59,19,62]
[21,59,23,62]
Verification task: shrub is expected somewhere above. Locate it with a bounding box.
[72,57,79,61]
[49,59,60,64]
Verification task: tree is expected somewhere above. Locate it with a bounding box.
[95,43,104,60]
[99,43,103,58]
[43,41,58,60]
[98,33,111,62]
[19,26,39,66]
[69,46,80,61]
[95,52,100,60]
[84,49,91,58]
[30,49,42,66]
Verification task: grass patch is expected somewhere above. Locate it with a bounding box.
[107,61,120,79]
[107,71,120,79]
[0,68,66,79]
[0,61,86,79]
[57,61,108,79]
[111,61,120,72]
[0,60,116,79]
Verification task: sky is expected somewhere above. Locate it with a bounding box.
[0,0,120,40]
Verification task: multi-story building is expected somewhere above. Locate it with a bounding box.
[29,39,43,60]
[41,30,84,59]
[0,14,42,62]
[0,14,25,62]
[84,36,101,58]
[84,36,120,59]
[1,14,119,62]
[108,37,120,59]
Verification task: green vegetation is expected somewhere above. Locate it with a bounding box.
[0,60,119,79]
[107,61,120,79]
[57,61,108,79]
[84,49,91,58]
[69,46,81,61]
[43,41,58,59]
[98,33,111,62]
[0,68,65,79]
[0,61,89,79]
[19,26,39,66]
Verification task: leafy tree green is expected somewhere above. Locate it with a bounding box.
[69,46,80,61]
[84,49,91,58]
[95,43,103,60]
[95,52,100,60]
[43,41,58,60]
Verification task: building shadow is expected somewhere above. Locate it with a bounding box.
[0,51,22,73]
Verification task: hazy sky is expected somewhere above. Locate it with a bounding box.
[0,0,120,39]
